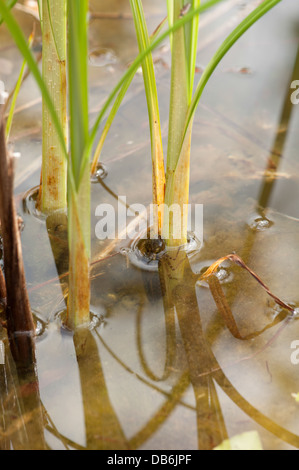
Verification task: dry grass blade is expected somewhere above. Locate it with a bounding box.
[200,253,295,315]
[208,275,289,341]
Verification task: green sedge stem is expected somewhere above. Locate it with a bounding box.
[66,0,90,329]
[41,0,67,212]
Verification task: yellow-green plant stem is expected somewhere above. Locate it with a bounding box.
[130,0,165,236]
[163,127,192,247]
[41,0,67,212]
[163,0,192,247]
[67,166,91,330]
[65,0,90,330]
[166,0,189,174]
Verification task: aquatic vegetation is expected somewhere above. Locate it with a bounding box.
[1,0,299,451]
[128,0,282,246]
[0,0,284,332]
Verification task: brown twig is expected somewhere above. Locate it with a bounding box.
[0,265,6,302]
[200,253,295,315]
[0,115,35,368]
[207,274,289,340]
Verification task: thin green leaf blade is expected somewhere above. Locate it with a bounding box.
[6,31,34,140]
[37,0,42,28]
[45,0,66,61]
[67,0,91,325]
[167,0,189,172]
[67,0,90,256]
[88,0,225,153]
[178,0,282,168]
[90,15,168,174]
[130,0,165,231]
[0,0,17,26]
[130,0,161,129]
[185,0,200,101]
[0,0,67,159]
[68,0,89,187]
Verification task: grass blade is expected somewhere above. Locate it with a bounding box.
[0,0,17,25]
[167,0,174,48]
[130,0,165,233]
[66,0,91,329]
[90,16,168,175]
[166,0,189,174]
[178,0,282,167]
[185,0,200,101]
[41,0,67,212]
[88,0,225,157]
[0,0,67,160]
[0,0,79,206]
[68,0,89,188]
[37,0,42,29]
[5,31,34,140]
[45,0,64,61]
[164,0,196,246]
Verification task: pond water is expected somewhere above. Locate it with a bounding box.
[1,0,299,450]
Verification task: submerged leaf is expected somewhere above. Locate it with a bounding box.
[200,253,295,315]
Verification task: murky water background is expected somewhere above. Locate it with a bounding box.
[1,0,299,450]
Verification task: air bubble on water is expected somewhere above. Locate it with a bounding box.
[292,308,299,318]
[215,267,234,284]
[35,319,46,337]
[32,313,48,339]
[120,247,131,256]
[247,212,274,232]
[194,258,233,288]
[22,186,47,221]
[88,311,106,330]
[90,164,108,183]
[267,302,284,321]
[185,232,202,256]
[54,309,105,331]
